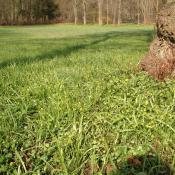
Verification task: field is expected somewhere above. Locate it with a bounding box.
[0,24,175,174]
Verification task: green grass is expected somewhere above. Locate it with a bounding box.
[0,24,174,175]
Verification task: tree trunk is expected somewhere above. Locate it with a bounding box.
[27,0,32,24]
[137,0,140,25]
[98,0,103,25]
[106,0,109,24]
[12,0,16,24]
[156,0,159,20]
[140,2,175,81]
[82,0,87,24]
[140,0,153,25]
[117,0,121,25]
[73,0,78,24]
[137,13,140,25]
[143,12,147,24]
[113,0,117,25]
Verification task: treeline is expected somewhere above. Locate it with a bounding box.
[0,0,59,25]
[0,0,170,25]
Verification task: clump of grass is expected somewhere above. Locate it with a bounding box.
[0,24,174,174]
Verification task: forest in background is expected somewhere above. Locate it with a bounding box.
[0,0,171,25]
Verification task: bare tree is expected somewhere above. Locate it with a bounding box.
[0,0,169,25]
[137,0,141,24]
[140,0,154,24]
[98,0,103,25]
[106,0,109,24]
[112,0,117,25]
[82,0,87,24]
[73,0,78,24]
[117,0,121,24]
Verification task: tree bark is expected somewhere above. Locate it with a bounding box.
[98,0,103,25]
[106,0,109,24]
[137,0,140,25]
[112,0,117,25]
[156,0,159,20]
[117,0,121,25]
[82,0,87,24]
[140,2,175,81]
[73,0,78,24]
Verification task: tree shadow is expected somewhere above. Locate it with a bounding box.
[0,29,153,69]
[110,153,173,175]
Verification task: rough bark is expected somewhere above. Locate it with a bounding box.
[140,2,175,81]
[157,3,175,43]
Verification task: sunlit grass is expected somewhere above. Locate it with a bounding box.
[0,24,174,174]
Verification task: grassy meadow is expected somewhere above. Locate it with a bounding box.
[0,24,175,174]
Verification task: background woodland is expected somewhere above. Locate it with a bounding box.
[0,0,172,25]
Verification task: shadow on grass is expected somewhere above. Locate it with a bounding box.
[0,30,153,69]
[102,153,173,175]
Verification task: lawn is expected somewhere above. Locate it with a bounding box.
[0,24,174,175]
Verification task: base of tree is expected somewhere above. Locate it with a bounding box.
[140,2,175,81]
